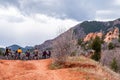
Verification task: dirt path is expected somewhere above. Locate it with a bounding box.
[0,59,68,80]
[0,59,118,80]
[0,59,52,80]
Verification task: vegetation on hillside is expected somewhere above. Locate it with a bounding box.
[80,21,107,34]
[91,36,101,61]
[110,58,118,72]
[108,42,115,50]
[77,38,83,45]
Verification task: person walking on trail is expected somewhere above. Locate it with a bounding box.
[25,49,30,60]
[8,49,14,59]
[14,50,18,59]
[42,50,47,59]
[4,47,10,59]
[17,48,22,59]
[33,48,39,59]
[11,50,15,58]
[47,50,51,58]
[8,49,13,57]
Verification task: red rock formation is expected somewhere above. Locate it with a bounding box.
[104,27,119,43]
[84,32,103,42]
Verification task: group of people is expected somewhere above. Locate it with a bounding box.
[4,47,51,60]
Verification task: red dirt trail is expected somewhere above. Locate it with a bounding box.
[0,59,118,80]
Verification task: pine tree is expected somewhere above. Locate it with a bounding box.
[91,36,101,61]
[110,58,118,72]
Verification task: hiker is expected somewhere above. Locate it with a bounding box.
[42,50,47,59]
[47,50,51,58]
[8,49,13,58]
[4,47,10,59]
[33,48,39,59]
[14,50,18,59]
[25,49,30,60]
[17,48,22,59]
[10,49,15,59]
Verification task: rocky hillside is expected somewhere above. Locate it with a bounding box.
[35,18,120,51]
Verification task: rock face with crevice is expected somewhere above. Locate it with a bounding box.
[83,27,119,43]
[83,32,103,42]
[104,27,119,43]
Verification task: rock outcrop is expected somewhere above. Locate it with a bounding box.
[83,27,119,43]
[84,32,103,42]
[104,27,119,43]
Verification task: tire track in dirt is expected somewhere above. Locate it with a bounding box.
[0,59,118,80]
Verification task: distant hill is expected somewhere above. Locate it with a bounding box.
[0,48,5,51]
[25,46,34,50]
[35,18,120,50]
[8,44,33,52]
[8,44,23,51]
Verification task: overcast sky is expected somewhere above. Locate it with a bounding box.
[0,0,120,47]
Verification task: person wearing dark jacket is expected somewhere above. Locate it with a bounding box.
[5,47,10,56]
[25,49,30,60]
[47,50,51,58]
[42,51,47,59]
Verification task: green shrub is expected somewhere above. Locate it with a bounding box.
[91,52,101,61]
[49,62,63,70]
[91,36,101,61]
[70,51,77,56]
[110,58,118,72]
[0,49,3,56]
[108,42,115,50]
[78,39,83,45]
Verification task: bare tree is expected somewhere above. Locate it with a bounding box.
[52,28,76,63]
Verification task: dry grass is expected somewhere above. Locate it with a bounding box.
[49,56,120,80]
[67,56,120,80]
[49,62,63,70]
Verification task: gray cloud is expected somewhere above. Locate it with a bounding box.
[0,0,120,47]
[0,0,19,7]
[0,0,117,21]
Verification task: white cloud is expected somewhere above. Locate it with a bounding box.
[113,0,120,6]
[0,6,79,47]
[0,6,25,22]
[96,10,113,15]
[0,6,20,16]
[95,10,120,21]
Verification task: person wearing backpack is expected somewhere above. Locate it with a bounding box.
[17,48,22,59]
[42,50,47,59]
[47,50,51,58]
[33,48,39,60]
[4,47,9,59]
[14,50,18,59]
[25,49,30,60]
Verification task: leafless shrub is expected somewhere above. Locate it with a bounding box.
[101,48,120,72]
[52,28,76,64]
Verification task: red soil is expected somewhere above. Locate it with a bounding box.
[0,59,118,80]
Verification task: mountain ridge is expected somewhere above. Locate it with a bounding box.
[35,18,120,51]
